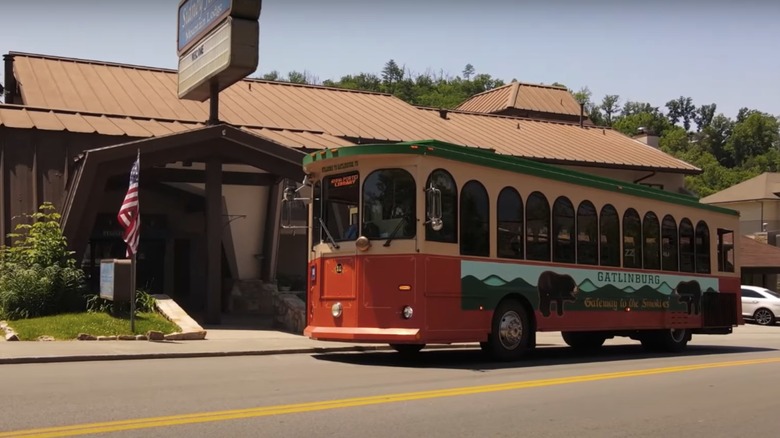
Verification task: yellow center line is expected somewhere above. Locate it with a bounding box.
[3,357,779,437]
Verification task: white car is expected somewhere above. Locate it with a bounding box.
[741,285,780,326]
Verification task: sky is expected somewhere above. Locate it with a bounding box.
[1,0,779,119]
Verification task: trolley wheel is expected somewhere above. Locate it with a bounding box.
[389,343,425,355]
[483,299,533,361]
[640,328,690,353]
[561,331,607,350]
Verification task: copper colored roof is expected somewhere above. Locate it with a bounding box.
[455,81,582,117]
[417,108,700,172]
[740,235,780,268]
[5,51,699,173]
[0,105,353,149]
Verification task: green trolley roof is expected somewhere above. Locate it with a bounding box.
[303,139,739,216]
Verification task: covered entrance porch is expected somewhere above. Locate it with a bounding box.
[61,124,307,325]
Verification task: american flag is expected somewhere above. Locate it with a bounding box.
[117,151,140,258]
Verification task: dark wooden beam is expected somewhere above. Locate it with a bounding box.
[205,157,222,325]
[262,179,283,282]
[105,168,276,187]
[0,141,6,245]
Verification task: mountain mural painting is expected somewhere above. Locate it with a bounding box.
[460,260,719,315]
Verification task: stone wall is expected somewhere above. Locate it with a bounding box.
[228,279,275,316]
[230,279,306,334]
[274,292,306,334]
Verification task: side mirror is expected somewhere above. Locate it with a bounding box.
[283,186,295,202]
[430,217,443,231]
[280,178,312,230]
[425,184,443,231]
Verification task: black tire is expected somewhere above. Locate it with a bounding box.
[389,343,425,355]
[561,331,607,350]
[483,299,533,361]
[753,308,776,326]
[640,328,690,353]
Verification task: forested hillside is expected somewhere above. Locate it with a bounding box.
[258,61,780,198]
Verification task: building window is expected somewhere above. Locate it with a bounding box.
[526,191,550,261]
[460,180,489,257]
[425,169,457,243]
[600,204,620,267]
[497,187,523,259]
[623,208,642,268]
[661,215,678,271]
[576,200,598,265]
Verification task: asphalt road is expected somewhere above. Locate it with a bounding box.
[2,326,779,438]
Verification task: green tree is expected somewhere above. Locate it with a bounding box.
[381,59,404,94]
[600,95,620,127]
[694,103,717,131]
[613,107,671,137]
[462,64,475,81]
[665,96,696,131]
[725,111,780,166]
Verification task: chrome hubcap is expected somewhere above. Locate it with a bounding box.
[499,310,523,349]
[755,309,773,325]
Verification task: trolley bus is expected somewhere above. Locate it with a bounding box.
[285,139,742,361]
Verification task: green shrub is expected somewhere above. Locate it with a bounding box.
[0,203,86,320]
[86,288,158,315]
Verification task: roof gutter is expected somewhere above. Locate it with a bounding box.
[633,171,656,184]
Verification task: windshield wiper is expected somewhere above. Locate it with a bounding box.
[383,217,407,247]
[319,217,340,249]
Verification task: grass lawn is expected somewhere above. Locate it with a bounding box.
[7,312,181,341]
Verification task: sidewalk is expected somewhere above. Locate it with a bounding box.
[1,325,774,365]
[0,329,409,365]
[1,326,503,365]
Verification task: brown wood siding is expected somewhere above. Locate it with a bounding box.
[39,139,66,208]
[0,137,6,243]
[0,128,143,245]
[6,130,35,234]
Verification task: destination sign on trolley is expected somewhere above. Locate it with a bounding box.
[329,174,359,188]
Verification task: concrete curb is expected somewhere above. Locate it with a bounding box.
[0,343,480,365]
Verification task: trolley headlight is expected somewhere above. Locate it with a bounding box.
[331,302,343,318]
[402,305,414,319]
[355,236,371,251]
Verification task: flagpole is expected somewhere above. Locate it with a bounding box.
[130,252,136,333]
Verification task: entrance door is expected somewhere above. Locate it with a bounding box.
[136,239,165,294]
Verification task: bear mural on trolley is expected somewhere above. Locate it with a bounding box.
[672,280,703,315]
[537,271,579,317]
[459,261,719,316]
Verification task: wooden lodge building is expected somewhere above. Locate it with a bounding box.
[0,51,703,325]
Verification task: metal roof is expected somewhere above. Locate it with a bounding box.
[418,109,700,173]
[700,172,780,204]
[5,51,699,173]
[455,81,583,117]
[0,104,354,149]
